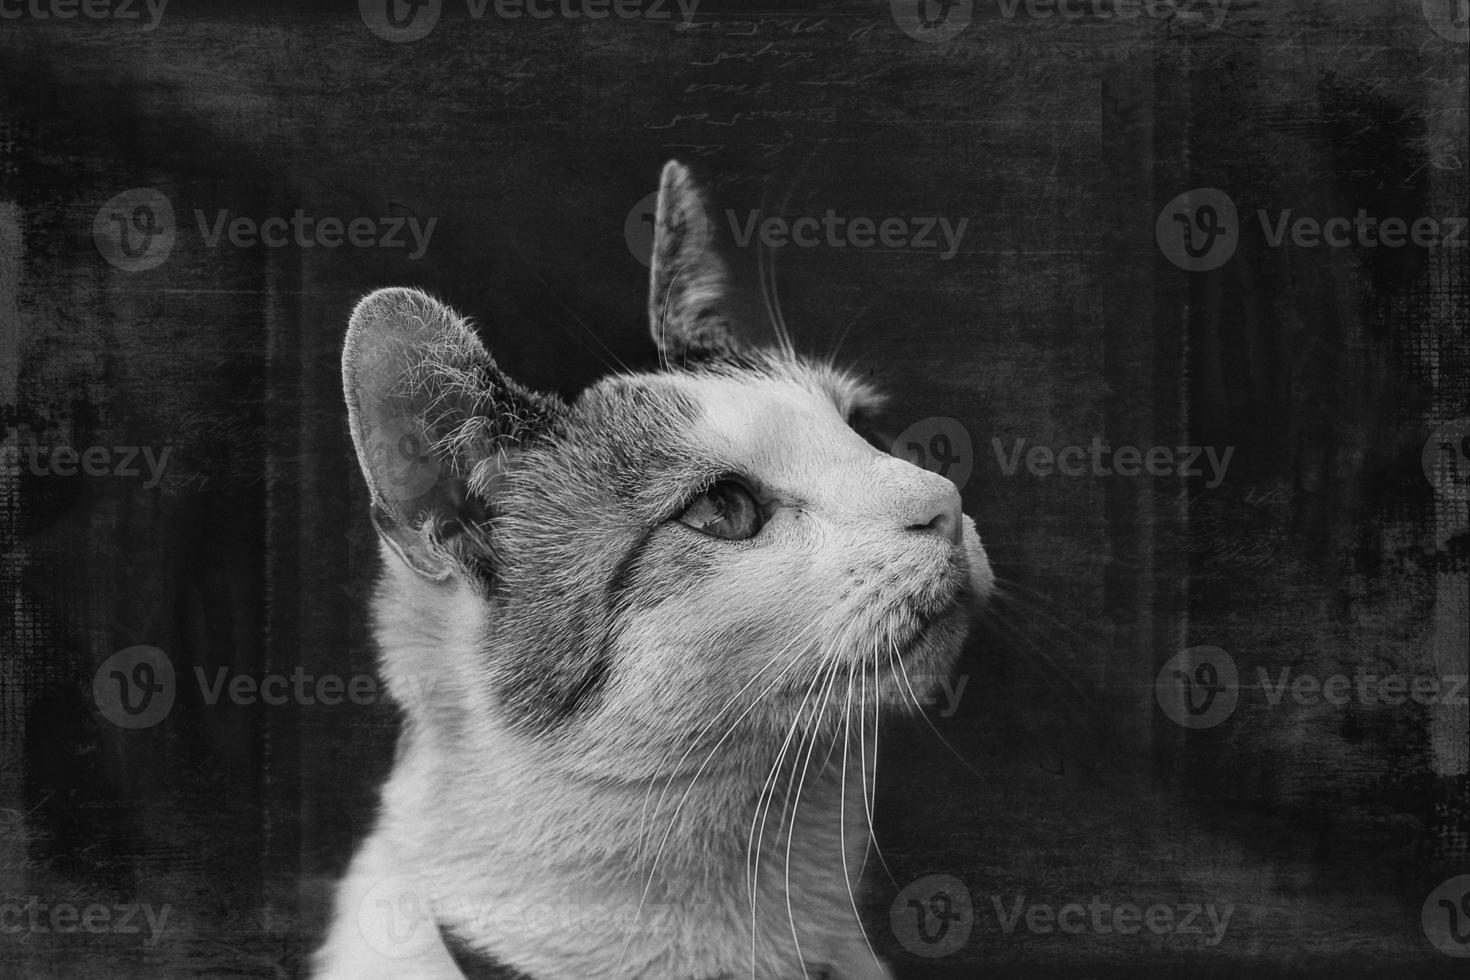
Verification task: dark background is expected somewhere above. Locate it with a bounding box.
[1,0,1467,976]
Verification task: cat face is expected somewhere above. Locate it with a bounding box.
[342,162,992,776]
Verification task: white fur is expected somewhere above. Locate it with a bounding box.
[319,337,991,980]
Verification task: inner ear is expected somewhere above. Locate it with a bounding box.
[647,160,745,364]
[343,287,565,581]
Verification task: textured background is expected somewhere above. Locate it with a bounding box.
[1,0,1467,976]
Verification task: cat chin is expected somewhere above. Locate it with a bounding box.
[771,599,970,727]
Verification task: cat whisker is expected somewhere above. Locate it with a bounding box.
[757,181,799,362]
[507,240,634,377]
[823,305,870,367]
[837,661,884,974]
[748,639,839,977]
[978,598,1110,725]
[780,643,848,979]
[889,635,988,784]
[635,621,823,864]
[987,577,1102,647]
[622,624,825,973]
[855,651,896,889]
[853,656,874,883]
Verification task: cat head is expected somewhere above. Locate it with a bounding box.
[342,161,992,778]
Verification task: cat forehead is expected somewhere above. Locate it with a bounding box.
[578,358,882,460]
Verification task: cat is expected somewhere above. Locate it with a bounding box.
[313,160,994,980]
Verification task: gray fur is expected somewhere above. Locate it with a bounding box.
[319,162,993,980]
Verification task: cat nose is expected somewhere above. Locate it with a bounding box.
[903,482,963,546]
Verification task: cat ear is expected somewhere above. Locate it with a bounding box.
[647,160,743,363]
[342,287,564,581]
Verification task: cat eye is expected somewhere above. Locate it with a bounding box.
[676,480,764,541]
